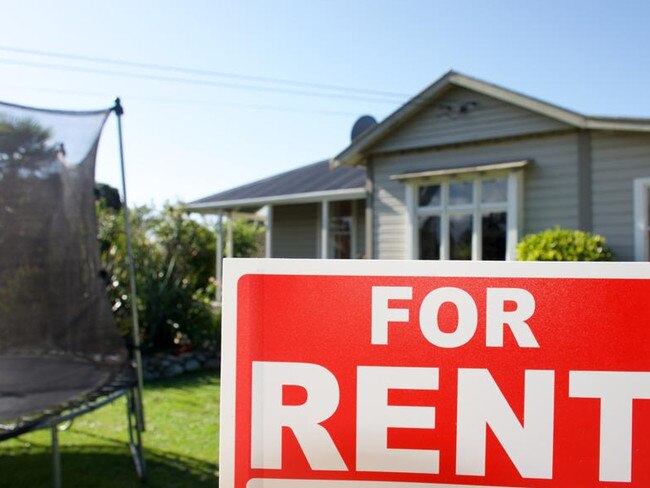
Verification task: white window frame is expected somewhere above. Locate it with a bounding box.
[633,177,650,261]
[405,170,523,261]
[317,199,359,259]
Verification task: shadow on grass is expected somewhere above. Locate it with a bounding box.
[0,444,218,487]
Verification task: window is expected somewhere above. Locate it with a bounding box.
[319,199,363,259]
[328,200,355,259]
[408,173,521,260]
[634,178,650,261]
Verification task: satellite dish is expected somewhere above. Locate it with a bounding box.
[350,115,377,141]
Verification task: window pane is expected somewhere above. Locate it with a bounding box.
[481,178,508,204]
[329,217,351,258]
[332,232,351,259]
[449,214,472,260]
[449,181,473,205]
[419,184,441,207]
[419,216,440,260]
[482,212,507,260]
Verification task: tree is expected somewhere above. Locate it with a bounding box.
[96,201,218,352]
[95,189,267,353]
[94,183,122,211]
[230,217,265,258]
[0,116,57,165]
[0,117,63,349]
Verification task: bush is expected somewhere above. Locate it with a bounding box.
[516,227,614,261]
[96,195,266,353]
[231,218,265,258]
[97,202,220,353]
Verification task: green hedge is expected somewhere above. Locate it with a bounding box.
[516,227,614,261]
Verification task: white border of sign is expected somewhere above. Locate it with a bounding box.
[220,259,650,488]
[247,480,523,487]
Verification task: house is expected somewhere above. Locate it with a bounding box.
[190,71,650,268]
[189,160,367,259]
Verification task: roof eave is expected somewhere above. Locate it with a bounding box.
[187,187,366,214]
[449,73,588,128]
[585,117,650,132]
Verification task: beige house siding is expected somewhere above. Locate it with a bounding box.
[591,131,650,260]
[272,200,365,258]
[372,87,570,154]
[371,132,580,259]
[272,203,318,258]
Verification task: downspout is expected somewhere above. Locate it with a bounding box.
[365,157,375,259]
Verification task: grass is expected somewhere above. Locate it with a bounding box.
[0,371,220,487]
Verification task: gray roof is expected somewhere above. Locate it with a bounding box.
[189,160,366,211]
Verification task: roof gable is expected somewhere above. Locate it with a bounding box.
[371,85,571,154]
[332,71,650,167]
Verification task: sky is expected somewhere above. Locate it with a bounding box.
[1,0,650,207]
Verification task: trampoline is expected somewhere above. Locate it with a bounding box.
[0,99,145,485]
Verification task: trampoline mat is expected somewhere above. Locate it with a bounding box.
[0,356,119,422]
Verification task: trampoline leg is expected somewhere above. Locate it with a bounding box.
[127,389,147,481]
[133,381,146,433]
[51,425,61,488]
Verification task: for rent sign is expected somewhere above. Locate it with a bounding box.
[219,260,650,488]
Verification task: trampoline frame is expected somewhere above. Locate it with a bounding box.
[0,98,147,486]
[0,362,146,487]
[47,385,145,488]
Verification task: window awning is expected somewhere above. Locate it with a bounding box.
[390,159,531,181]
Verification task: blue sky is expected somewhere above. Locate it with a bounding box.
[2,0,649,206]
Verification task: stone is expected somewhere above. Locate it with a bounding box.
[162,363,184,378]
[204,358,220,371]
[184,359,201,372]
[143,370,160,382]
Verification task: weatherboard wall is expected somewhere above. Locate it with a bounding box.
[591,131,650,260]
[370,132,580,259]
[371,86,570,154]
[271,203,319,258]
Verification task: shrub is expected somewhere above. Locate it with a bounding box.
[96,195,265,353]
[96,202,220,353]
[516,227,614,261]
[231,218,265,258]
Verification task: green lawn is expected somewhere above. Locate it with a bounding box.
[0,371,220,487]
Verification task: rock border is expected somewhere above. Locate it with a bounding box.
[142,351,220,382]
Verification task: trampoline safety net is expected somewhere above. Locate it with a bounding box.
[0,101,130,425]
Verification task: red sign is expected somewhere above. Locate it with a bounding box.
[220,260,650,488]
